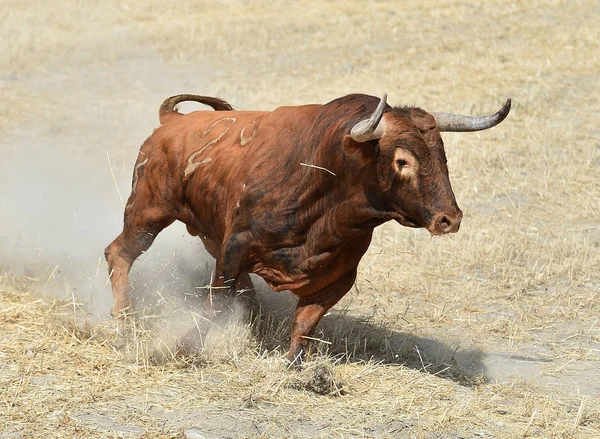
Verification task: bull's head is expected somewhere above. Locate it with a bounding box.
[349,94,510,235]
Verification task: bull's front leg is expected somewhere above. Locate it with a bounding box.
[287,268,357,365]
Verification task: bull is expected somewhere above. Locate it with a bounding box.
[105,92,510,363]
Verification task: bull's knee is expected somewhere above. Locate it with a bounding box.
[104,235,124,266]
[104,244,115,268]
[104,242,113,263]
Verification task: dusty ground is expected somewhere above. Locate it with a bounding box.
[1,0,599,437]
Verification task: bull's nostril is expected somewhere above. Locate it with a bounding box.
[440,216,451,230]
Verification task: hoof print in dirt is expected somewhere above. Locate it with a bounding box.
[290,363,345,396]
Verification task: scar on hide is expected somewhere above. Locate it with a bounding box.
[185,117,236,177]
[239,120,258,146]
[125,158,148,209]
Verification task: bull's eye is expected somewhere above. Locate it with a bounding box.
[396,159,407,167]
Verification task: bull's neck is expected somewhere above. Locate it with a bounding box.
[295,136,393,239]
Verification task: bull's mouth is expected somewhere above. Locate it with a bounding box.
[424,225,447,236]
[393,215,421,229]
[393,214,457,235]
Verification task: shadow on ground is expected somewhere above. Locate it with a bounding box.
[255,308,487,386]
[159,281,488,386]
[318,312,487,385]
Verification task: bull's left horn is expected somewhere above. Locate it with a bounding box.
[350,93,388,142]
[433,98,511,132]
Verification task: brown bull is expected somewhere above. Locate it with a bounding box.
[105,92,510,363]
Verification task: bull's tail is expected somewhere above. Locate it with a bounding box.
[158,94,234,124]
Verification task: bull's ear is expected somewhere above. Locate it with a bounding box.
[342,135,379,162]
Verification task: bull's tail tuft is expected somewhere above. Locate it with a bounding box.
[159,94,234,124]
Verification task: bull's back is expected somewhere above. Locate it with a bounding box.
[160,106,319,239]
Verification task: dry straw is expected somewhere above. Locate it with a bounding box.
[1,0,599,437]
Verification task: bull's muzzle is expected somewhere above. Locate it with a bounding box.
[428,209,463,235]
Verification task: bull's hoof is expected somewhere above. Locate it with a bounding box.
[175,323,210,356]
[286,348,305,369]
[109,316,134,351]
[234,292,258,316]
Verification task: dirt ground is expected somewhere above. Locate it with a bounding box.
[1,0,599,438]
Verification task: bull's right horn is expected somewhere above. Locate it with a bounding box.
[350,93,388,142]
[433,99,511,132]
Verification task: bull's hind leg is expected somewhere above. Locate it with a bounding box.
[205,233,252,316]
[234,271,257,317]
[105,207,174,331]
[236,272,256,301]
[195,233,255,313]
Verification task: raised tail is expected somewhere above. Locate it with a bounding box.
[158,94,234,124]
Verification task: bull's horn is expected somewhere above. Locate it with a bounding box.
[433,98,511,132]
[350,93,388,142]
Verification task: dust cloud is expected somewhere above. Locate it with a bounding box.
[0,129,254,360]
[0,42,299,359]
[0,49,245,356]
[0,127,213,325]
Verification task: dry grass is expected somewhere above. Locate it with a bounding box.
[1,0,599,437]
[2,287,599,438]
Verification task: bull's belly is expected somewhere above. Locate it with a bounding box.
[253,265,311,293]
[254,265,343,297]
[251,245,367,298]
